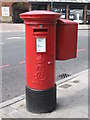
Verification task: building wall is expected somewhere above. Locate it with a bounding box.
[0,0,89,23]
[0,1,29,23]
[27,0,88,2]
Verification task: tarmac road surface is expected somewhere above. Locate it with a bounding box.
[0,29,88,102]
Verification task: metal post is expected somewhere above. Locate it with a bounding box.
[66,4,69,19]
[47,4,50,11]
[83,5,87,24]
[29,4,32,11]
[51,0,53,11]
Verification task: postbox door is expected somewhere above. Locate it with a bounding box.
[26,24,56,90]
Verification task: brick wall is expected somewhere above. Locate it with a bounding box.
[0,1,29,23]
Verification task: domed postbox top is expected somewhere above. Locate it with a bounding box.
[20,10,60,21]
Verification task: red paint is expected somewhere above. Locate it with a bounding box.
[19,61,25,64]
[78,49,86,52]
[56,18,78,60]
[0,64,10,69]
[20,11,60,90]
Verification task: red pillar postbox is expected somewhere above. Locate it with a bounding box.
[20,11,60,113]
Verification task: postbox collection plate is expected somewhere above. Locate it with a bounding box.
[36,37,46,53]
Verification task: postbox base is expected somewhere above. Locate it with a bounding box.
[26,84,56,113]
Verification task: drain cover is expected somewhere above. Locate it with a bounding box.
[58,73,71,80]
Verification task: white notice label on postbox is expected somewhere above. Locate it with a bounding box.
[36,38,46,52]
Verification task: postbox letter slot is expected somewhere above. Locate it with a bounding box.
[33,29,48,33]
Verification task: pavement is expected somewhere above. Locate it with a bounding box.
[0,69,88,118]
[0,23,90,32]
